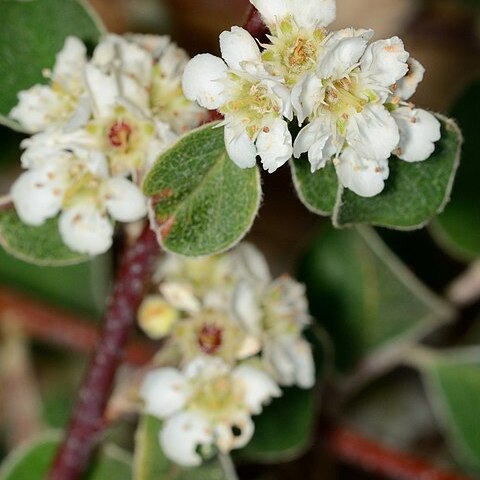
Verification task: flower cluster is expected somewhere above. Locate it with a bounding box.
[182,0,441,197]
[138,243,315,466]
[9,34,204,255]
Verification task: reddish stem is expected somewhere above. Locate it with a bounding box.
[326,425,472,480]
[0,287,156,366]
[47,225,159,480]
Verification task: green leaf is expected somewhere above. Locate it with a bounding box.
[298,225,453,373]
[0,0,104,130]
[239,387,316,463]
[422,348,480,473]
[143,123,261,257]
[0,433,131,480]
[432,81,480,260]
[333,115,462,230]
[290,159,338,216]
[0,209,90,266]
[133,415,228,480]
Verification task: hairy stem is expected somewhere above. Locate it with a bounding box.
[47,224,159,480]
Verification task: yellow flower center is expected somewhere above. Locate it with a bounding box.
[220,77,280,139]
[262,17,326,85]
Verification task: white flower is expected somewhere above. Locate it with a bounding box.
[254,0,336,85]
[126,34,207,134]
[291,28,441,197]
[140,357,280,466]
[390,58,441,163]
[251,0,336,30]
[182,27,293,173]
[11,133,147,255]
[232,275,315,388]
[10,37,88,133]
[84,61,176,178]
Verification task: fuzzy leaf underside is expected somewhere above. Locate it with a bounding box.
[0,0,104,129]
[292,115,462,231]
[143,123,261,257]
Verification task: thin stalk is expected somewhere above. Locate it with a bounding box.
[218,454,240,480]
[47,224,159,480]
[326,424,472,480]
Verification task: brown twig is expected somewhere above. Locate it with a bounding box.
[0,287,156,366]
[326,424,472,480]
[47,224,159,480]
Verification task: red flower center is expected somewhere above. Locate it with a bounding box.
[108,121,132,148]
[198,324,223,355]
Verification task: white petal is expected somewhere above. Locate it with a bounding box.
[395,58,425,100]
[93,34,153,87]
[224,123,257,168]
[264,340,296,386]
[184,356,230,380]
[232,365,281,414]
[219,27,262,71]
[271,82,293,120]
[140,368,188,418]
[59,203,113,255]
[84,64,119,117]
[53,36,87,90]
[318,36,369,80]
[160,412,213,467]
[336,147,389,197]
[118,74,150,112]
[323,28,374,48]
[103,177,147,222]
[160,281,201,314]
[11,167,64,226]
[346,104,399,161]
[65,94,92,132]
[256,119,293,173]
[289,337,315,388]
[293,119,335,172]
[392,107,441,162]
[215,414,254,452]
[182,54,228,110]
[289,0,336,29]
[250,0,288,27]
[233,242,271,286]
[10,86,63,133]
[265,336,314,388]
[231,280,262,337]
[360,37,409,87]
[291,74,324,124]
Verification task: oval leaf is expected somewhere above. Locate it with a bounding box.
[333,115,462,230]
[239,387,316,463]
[299,226,453,373]
[422,349,480,473]
[143,123,261,257]
[290,158,338,216]
[0,0,104,130]
[0,433,131,480]
[0,209,89,266]
[432,81,480,260]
